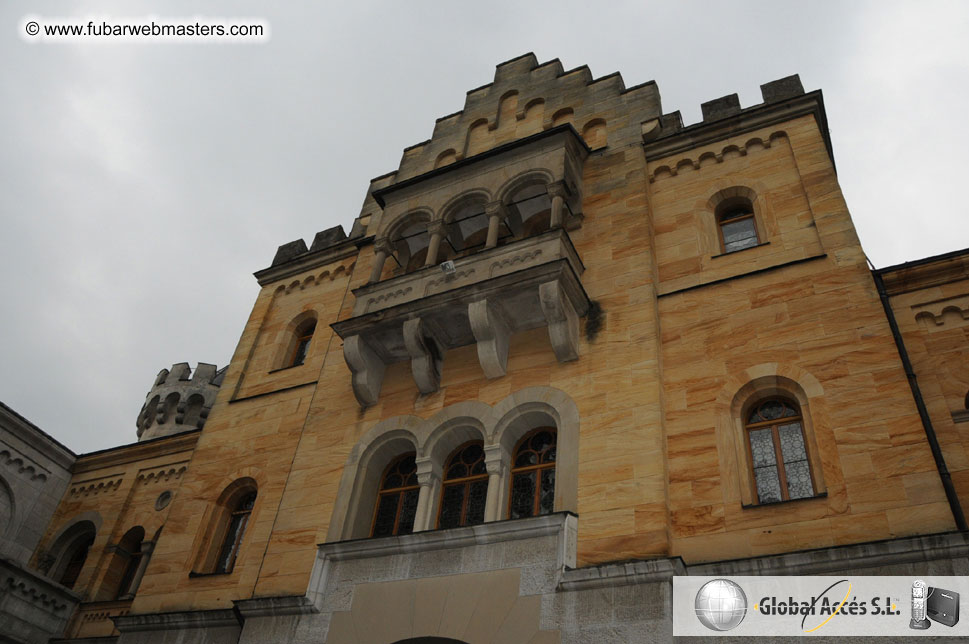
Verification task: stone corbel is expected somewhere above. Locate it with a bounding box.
[343,335,386,407]
[539,280,579,362]
[403,318,444,394]
[547,181,569,229]
[469,299,510,378]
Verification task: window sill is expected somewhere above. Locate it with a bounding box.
[188,570,233,579]
[711,241,770,259]
[267,363,306,375]
[741,491,827,509]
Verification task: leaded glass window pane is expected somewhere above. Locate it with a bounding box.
[748,428,775,468]
[753,465,782,504]
[721,217,758,253]
[539,468,555,515]
[778,423,806,462]
[466,480,488,526]
[510,471,536,519]
[397,488,419,535]
[439,484,466,529]
[371,494,399,538]
[784,460,814,500]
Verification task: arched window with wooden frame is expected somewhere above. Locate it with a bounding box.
[437,442,488,529]
[214,491,256,574]
[371,453,419,537]
[716,195,760,253]
[508,429,556,520]
[745,398,815,504]
[289,318,316,367]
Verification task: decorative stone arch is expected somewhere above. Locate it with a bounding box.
[380,208,435,275]
[497,169,555,238]
[191,468,266,574]
[581,118,607,149]
[0,475,15,539]
[419,403,493,527]
[45,512,102,589]
[715,363,837,509]
[274,309,320,370]
[330,417,424,541]
[491,387,579,517]
[700,181,772,255]
[439,189,493,254]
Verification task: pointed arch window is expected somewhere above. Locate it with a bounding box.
[437,442,488,529]
[508,429,556,520]
[371,454,419,537]
[746,399,815,504]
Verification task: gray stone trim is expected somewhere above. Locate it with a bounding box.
[252,235,365,286]
[113,608,239,633]
[0,557,80,611]
[687,530,969,576]
[233,594,317,618]
[559,558,686,591]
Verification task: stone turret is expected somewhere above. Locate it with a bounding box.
[135,362,226,441]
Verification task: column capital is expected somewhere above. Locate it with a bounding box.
[374,237,395,256]
[485,201,506,218]
[547,180,569,200]
[484,444,507,476]
[415,457,442,486]
[427,219,448,237]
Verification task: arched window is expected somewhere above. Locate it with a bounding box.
[745,399,815,504]
[215,491,256,574]
[444,199,496,257]
[103,526,145,600]
[371,454,419,537]
[59,537,93,589]
[507,183,551,238]
[716,196,759,253]
[508,429,556,520]
[289,319,316,367]
[437,442,488,529]
[392,219,432,274]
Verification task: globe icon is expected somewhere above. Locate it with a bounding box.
[694,579,748,631]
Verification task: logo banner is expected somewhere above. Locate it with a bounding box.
[673,576,967,637]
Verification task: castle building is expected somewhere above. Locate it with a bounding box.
[2,54,967,643]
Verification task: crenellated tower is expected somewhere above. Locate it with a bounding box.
[135,362,226,441]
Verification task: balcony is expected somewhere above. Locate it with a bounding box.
[332,228,589,406]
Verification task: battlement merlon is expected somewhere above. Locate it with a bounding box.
[642,74,834,171]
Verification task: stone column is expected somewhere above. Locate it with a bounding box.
[414,458,442,532]
[548,181,568,229]
[424,220,448,267]
[483,445,508,522]
[368,239,394,283]
[484,201,506,248]
[119,540,155,600]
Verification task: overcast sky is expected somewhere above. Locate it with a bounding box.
[2,1,967,453]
